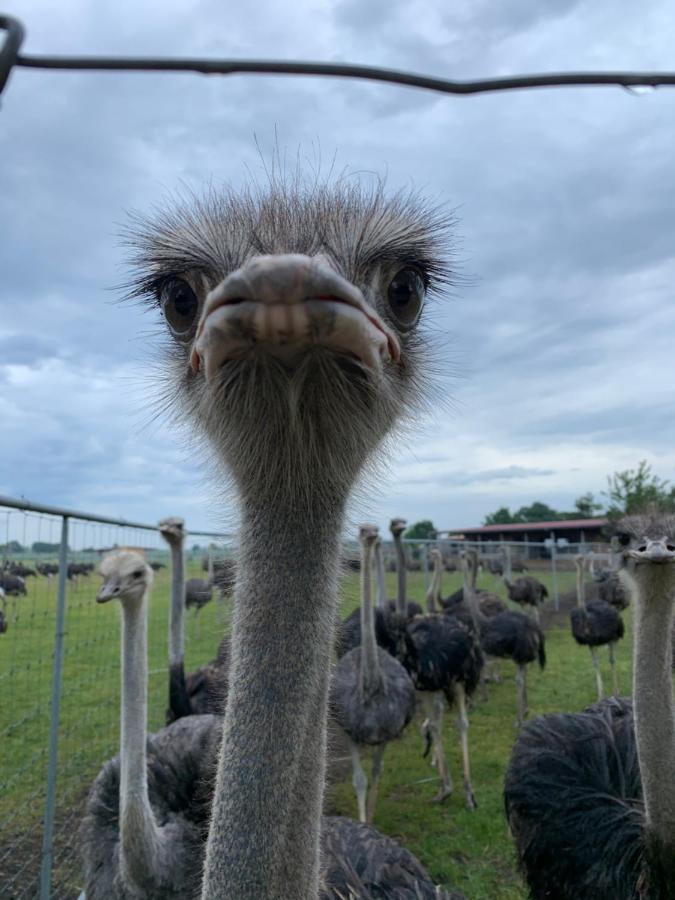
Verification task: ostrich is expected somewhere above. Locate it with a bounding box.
[504,514,675,899]
[331,524,415,823]
[570,554,624,699]
[401,547,482,807]
[0,574,26,596]
[80,550,221,899]
[389,517,423,618]
[463,551,546,726]
[185,576,213,637]
[0,587,6,634]
[503,574,548,623]
[129,182,462,899]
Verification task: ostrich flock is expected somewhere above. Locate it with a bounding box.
[6,180,673,898]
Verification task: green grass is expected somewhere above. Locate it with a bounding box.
[0,561,634,898]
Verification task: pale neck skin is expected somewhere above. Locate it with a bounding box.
[575,558,586,609]
[393,530,407,616]
[360,537,382,694]
[425,554,443,613]
[201,495,345,900]
[374,540,387,610]
[119,590,163,887]
[624,566,675,849]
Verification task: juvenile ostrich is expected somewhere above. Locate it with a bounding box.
[402,547,483,807]
[331,524,415,823]
[504,514,675,899]
[464,551,546,726]
[80,550,221,899]
[570,554,624,699]
[503,574,548,623]
[129,182,462,899]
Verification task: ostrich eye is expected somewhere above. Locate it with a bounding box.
[387,268,425,330]
[160,279,199,338]
[132,569,144,579]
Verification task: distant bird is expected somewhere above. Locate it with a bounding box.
[504,515,675,899]
[0,574,26,596]
[0,588,6,634]
[80,550,221,899]
[503,575,548,623]
[149,561,166,571]
[401,548,483,807]
[331,525,415,823]
[570,555,624,698]
[464,551,545,726]
[388,518,423,619]
[185,577,213,637]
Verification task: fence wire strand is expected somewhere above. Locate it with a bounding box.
[3,13,675,100]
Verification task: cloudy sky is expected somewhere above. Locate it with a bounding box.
[2,0,675,538]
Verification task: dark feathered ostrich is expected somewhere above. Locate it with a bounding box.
[505,514,675,899]
[401,548,483,807]
[0,588,6,634]
[79,550,222,898]
[185,576,213,637]
[463,551,545,726]
[503,574,548,624]
[331,524,415,823]
[570,554,625,698]
[129,182,462,898]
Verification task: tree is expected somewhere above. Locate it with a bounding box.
[483,507,517,526]
[1,540,24,554]
[32,541,65,554]
[404,520,437,540]
[573,492,603,518]
[515,501,560,523]
[604,459,675,517]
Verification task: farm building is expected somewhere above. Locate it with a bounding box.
[440,517,609,557]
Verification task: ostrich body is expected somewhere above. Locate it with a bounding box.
[463,551,545,726]
[0,574,26,596]
[503,574,548,623]
[80,550,221,899]
[130,183,459,899]
[570,554,624,698]
[402,548,482,807]
[505,515,675,899]
[331,525,415,823]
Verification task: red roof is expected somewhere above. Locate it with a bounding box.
[443,518,608,536]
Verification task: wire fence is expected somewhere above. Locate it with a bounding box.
[0,495,233,900]
[0,493,612,899]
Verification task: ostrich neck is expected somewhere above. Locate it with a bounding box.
[464,559,487,631]
[575,564,585,608]
[374,542,387,610]
[167,538,191,719]
[202,495,345,900]
[394,533,407,616]
[360,542,381,693]
[119,594,161,883]
[632,579,675,848]
[426,561,442,613]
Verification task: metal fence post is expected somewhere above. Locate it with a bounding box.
[550,530,559,611]
[40,514,69,899]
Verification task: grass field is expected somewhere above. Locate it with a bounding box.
[0,558,633,898]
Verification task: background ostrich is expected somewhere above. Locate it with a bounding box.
[331,524,415,823]
[402,547,483,807]
[80,550,221,899]
[463,550,546,726]
[185,576,213,636]
[389,518,423,618]
[570,554,624,698]
[158,517,192,721]
[503,574,548,623]
[504,514,675,899]
[129,181,461,899]
[0,573,26,596]
[0,587,6,634]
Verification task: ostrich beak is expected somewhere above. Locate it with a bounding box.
[190,254,401,380]
[96,579,120,603]
[627,537,675,564]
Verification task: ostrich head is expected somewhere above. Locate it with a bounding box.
[127,183,450,508]
[97,550,153,607]
[617,514,675,604]
[359,523,379,549]
[429,548,442,567]
[159,516,186,547]
[389,518,407,538]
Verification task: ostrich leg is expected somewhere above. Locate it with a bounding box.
[365,743,387,825]
[349,741,368,823]
[423,694,452,801]
[515,664,529,727]
[608,641,619,695]
[456,684,477,810]
[589,647,604,700]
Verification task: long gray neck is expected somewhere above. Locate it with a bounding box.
[463,555,487,631]
[360,541,381,693]
[374,541,387,610]
[169,540,185,667]
[201,497,345,900]
[575,560,585,608]
[393,532,407,616]
[631,574,675,849]
[425,559,442,613]
[119,594,161,886]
